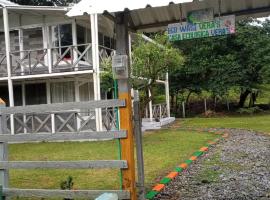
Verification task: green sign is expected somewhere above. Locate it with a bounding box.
[168,15,235,41]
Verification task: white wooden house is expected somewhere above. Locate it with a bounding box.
[0,0,172,134]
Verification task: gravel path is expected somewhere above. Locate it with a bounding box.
[155,129,270,200]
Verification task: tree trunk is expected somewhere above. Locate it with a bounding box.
[185,91,192,110]
[249,91,258,108]
[204,98,207,113]
[239,89,251,108]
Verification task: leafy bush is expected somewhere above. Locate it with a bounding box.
[236,107,263,114]
[60,176,74,200]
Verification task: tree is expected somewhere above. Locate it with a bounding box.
[171,18,270,110]
[132,33,184,111]
[99,33,185,114]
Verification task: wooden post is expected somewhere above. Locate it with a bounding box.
[148,87,153,122]
[226,98,230,111]
[0,99,8,196]
[3,7,15,135]
[204,98,207,113]
[115,13,136,200]
[133,91,145,199]
[90,14,102,131]
[18,28,24,75]
[42,20,49,70]
[182,101,186,118]
[75,78,81,130]
[45,26,53,74]
[165,72,170,118]
[159,104,162,119]
[72,19,78,70]
[22,82,27,134]
[46,81,55,133]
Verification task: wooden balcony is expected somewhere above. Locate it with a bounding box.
[0,43,115,78]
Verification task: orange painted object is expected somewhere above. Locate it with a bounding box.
[153,184,165,192]
[179,163,188,169]
[190,156,197,161]
[222,133,229,138]
[200,147,209,152]
[166,172,178,179]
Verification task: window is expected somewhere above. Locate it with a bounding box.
[79,82,94,102]
[51,82,75,103]
[25,83,47,105]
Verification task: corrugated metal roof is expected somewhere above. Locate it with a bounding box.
[66,0,193,17]
[0,0,18,7]
[67,0,270,32]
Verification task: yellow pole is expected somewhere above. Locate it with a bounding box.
[115,13,137,200]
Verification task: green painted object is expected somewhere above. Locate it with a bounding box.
[146,191,159,199]
[193,151,203,157]
[160,177,172,184]
[175,167,184,173]
[185,159,193,165]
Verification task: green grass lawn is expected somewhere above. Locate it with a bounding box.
[178,114,270,135]
[9,129,218,192]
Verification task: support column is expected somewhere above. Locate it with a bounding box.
[115,13,136,200]
[21,82,27,133]
[75,78,81,130]
[148,86,153,122]
[46,80,55,133]
[90,14,102,131]
[72,19,78,69]
[43,26,52,73]
[18,28,24,75]
[42,25,49,68]
[165,72,170,117]
[3,7,15,134]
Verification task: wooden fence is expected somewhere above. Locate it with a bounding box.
[0,99,132,199]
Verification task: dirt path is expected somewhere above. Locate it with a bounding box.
[154,129,270,200]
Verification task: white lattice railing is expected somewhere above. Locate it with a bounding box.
[10,48,49,75]
[51,43,92,72]
[6,108,118,134]
[144,103,168,120]
[0,53,7,77]
[0,44,115,77]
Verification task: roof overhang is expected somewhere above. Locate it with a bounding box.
[67,0,270,32]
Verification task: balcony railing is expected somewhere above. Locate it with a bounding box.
[144,103,168,121]
[0,53,7,77]
[0,44,115,78]
[6,107,118,134]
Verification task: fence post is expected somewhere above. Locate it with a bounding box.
[159,104,162,119]
[0,99,8,199]
[204,98,207,113]
[182,102,186,118]
[133,91,145,200]
[115,13,136,200]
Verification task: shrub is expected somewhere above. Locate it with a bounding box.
[236,107,263,114]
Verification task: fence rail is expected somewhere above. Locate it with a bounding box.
[0,160,128,169]
[3,189,130,199]
[0,130,127,143]
[0,99,131,199]
[1,99,125,115]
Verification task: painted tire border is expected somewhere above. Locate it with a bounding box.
[145,128,229,200]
